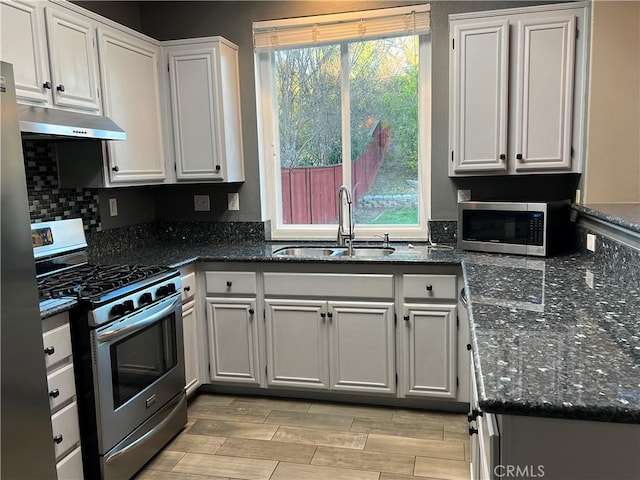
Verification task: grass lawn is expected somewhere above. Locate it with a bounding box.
[369,205,418,224]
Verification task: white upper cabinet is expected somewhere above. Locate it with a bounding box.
[98,26,166,184]
[449,19,509,173]
[163,37,244,183]
[45,4,101,111]
[513,15,575,171]
[449,2,588,176]
[0,0,101,112]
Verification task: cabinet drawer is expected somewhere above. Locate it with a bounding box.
[264,273,394,299]
[56,446,83,480]
[47,363,76,411]
[181,271,196,301]
[51,402,80,460]
[205,271,256,295]
[403,274,457,300]
[42,323,72,369]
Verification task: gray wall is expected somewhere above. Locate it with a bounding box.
[79,0,577,226]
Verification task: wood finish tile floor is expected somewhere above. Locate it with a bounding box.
[135,394,471,480]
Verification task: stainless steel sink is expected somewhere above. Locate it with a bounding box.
[272,247,339,257]
[272,245,395,257]
[348,247,395,257]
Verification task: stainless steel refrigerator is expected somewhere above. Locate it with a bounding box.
[1,62,57,478]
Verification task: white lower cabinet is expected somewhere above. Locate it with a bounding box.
[42,312,83,480]
[265,299,328,389]
[181,266,201,397]
[200,265,466,404]
[263,271,396,395]
[206,297,260,385]
[400,273,459,400]
[265,299,395,394]
[401,304,457,399]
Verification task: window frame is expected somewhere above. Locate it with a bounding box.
[255,8,431,241]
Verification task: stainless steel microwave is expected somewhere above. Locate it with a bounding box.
[458,201,571,256]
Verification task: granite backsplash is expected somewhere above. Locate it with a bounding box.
[576,224,640,285]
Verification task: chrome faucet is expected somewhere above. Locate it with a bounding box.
[337,185,354,254]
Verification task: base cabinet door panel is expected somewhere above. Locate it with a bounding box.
[265,299,329,389]
[403,304,457,399]
[206,297,260,385]
[182,298,200,396]
[329,301,395,394]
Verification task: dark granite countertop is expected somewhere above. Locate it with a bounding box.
[76,239,640,424]
[40,298,78,320]
[574,203,640,234]
[463,252,640,424]
[88,241,464,268]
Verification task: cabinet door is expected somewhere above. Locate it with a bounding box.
[182,299,200,396]
[265,299,329,389]
[98,27,166,184]
[206,297,260,384]
[450,19,509,174]
[512,15,576,171]
[328,301,395,394]
[402,303,457,398]
[0,0,50,104]
[45,5,100,111]
[167,46,221,180]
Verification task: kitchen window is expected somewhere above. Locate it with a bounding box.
[254,5,431,240]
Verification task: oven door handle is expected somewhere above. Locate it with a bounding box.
[97,294,181,343]
[104,393,186,466]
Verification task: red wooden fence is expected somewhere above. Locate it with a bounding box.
[281,123,390,224]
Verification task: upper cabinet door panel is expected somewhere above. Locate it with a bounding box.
[0,0,50,104]
[168,48,220,180]
[45,5,100,111]
[450,19,509,174]
[98,27,166,183]
[513,15,576,171]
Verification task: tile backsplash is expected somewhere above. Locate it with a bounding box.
[23,140,101,233]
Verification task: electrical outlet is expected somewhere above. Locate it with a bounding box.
[457,189,471,202]
[585,269,594,289]
[228,193,240,211]
[575,189,581,204]
[586,233,596,252]
[109,198,118,217]
[193,194,210,212]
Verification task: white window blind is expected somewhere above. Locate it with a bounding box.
[253,4,430,51]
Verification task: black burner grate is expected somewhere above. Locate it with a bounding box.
[38,264,172,302]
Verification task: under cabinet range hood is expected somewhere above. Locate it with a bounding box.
[18,104,126,140]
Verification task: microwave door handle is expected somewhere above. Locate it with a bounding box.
[97,295,180,343]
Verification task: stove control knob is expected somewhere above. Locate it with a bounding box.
[139,292,153,306]
[111,303,125,317]
[123,300,135,312]
[156,286,169,297]
[166,283,176,294]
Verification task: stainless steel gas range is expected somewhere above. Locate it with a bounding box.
[34,219,187,479]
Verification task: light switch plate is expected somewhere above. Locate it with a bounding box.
[457,189,471,202]
[109,198,118,217]
[194,194,210,212]
[228,193,240,211]
[586,233,596,252]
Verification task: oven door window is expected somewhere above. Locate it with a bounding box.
[110,313,177,409]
